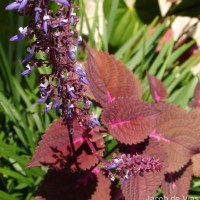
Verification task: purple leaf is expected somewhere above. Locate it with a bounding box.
[35,170,111,200]
[189,80,200,108]
[150,102,200,172]
[27,119,105,170]
[147,72,168,102]
[192,154,200,177]
[102,97,159,144]
[162,164,192,199]
[85,45,142,107]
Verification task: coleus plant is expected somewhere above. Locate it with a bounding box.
[5,0,200,199]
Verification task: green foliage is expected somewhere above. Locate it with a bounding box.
[103,0,142,47]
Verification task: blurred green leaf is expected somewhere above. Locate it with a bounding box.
[0,190,18,200]
[0,168,33,186]
[103,0,142,47]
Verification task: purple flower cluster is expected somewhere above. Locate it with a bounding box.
[105,153,162,184]
[5,0,94,130]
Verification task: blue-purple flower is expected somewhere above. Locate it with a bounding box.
[35,7,42,23]
[67,85,77,99]
[10,27,28,42]
[18,0,28,13]
[5,0,29,12]
[67,103,74,118]
[90,113,101,127]
[42,102,53,112]
[70,10,76,26]
[75,63,86,77]
[21,64,33,76]
[43,13,50,34]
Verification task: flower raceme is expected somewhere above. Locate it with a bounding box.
[105,153,162,184]
[6,0,93,130]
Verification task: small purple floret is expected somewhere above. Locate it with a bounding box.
[21,53,34,64]
[42,103,52,112]
[68,51,76,61]
[43,21,48,34]
[36,97,47,103]
[21,64,32,76]
[10,33,24,42]
[5,2,20,10]
[75,68,86,77]
[90,113,101,127]
[106,163,118,170]
[18,0,28,13]
[10,27,28,42]
[67,85,77,99]
[21,69,31,76]
[35,7,42,23]
[79,77,90,86]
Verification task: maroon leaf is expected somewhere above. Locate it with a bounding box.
[121,139,167,200]
[149,102,200,173]
[147,72,168,102]
[85,45,142,107]
[189,108,200,177]
[156,29,173,52]
[190,107,200,133]
[90,168,111,200]
[189,80,200,108]
[27,119,105,171]
[102,97,159,144]
[192,154,200,177]
[35,168,111,200]
[162,163,192,199]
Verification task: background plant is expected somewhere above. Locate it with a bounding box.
[1,0,200,199]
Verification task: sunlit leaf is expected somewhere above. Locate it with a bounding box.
[86,46,142,107]
[102,97,159,144]
[150,102,200,172]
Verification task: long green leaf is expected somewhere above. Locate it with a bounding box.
[0,191,18,200]
[0,168,33,185]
